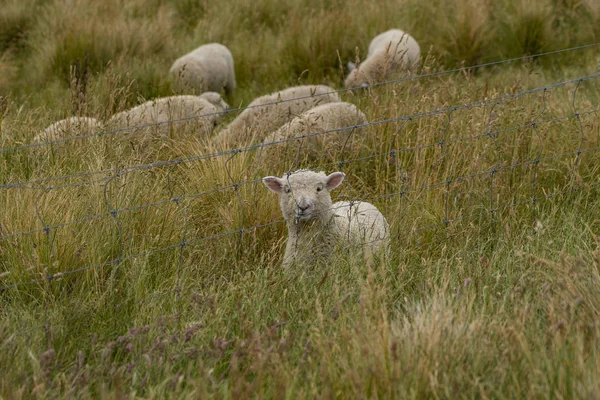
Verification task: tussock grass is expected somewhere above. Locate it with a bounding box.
[1,0,600,397]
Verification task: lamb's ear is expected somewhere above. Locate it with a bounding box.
[326,172,346,191]
[262,176,284,193]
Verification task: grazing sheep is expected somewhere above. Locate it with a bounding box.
[345,29,421,88]
[214,85,341,146]
[170,43,236,95]
[34,117,102,143]
[107,93,228,140]
[263,170,389,268]
[198,91,230,111]
[262,102,368,156]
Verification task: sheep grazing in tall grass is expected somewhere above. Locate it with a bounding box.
[262,102,367,154]
[106,92,229,140]
[170,43,236,95]
[345,29,421,88]
[263,170,389,269]
[214,85,341,146]
[34,117,102,143]
[264,102,367,143]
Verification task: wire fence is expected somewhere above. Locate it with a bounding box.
[1,41,599,157]
[1,106,597,243]
[1,44,600,337]
[2,73,598,192]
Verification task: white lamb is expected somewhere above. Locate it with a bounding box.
[170,43,236,95]
[34,117,102,143]
[214,85,341,146]
[263,170,389,268]
[345,29,421,88]
[107,92,228,139]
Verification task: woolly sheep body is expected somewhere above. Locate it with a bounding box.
[107,93,228,139]
[34,117,102,143]
[214,85,341,146]
[170,43,236,95]
[263,170,389,268]
[262,102,368,159]
[345,29,420,88]
[264,102,367,143]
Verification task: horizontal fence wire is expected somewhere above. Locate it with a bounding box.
[1,107,598,242]
[0,41,599,156]
[8,167,596,337]
[2,144,598,292]
[1,175,595,293]
[2,72,599,191]
[7,172,596,337]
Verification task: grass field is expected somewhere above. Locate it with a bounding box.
[1,0,600,398]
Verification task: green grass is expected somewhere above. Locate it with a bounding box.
[1,0,600,398]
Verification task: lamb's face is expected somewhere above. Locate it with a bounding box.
[263,171,345,223]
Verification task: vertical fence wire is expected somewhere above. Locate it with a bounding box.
[530,89,548,228]
[34,187,53,347]
[103,171,125,330]
[166,165,189,324]
[225,150,245,271]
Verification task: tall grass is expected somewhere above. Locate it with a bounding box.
[1,0,600,397]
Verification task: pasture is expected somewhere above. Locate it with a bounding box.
[1,0,600,397]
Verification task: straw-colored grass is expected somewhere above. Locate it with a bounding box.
[1,0,600,397]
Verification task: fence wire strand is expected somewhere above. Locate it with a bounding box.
[3,142,599,292]
[1,106,598,243]
[1,41,599,156]
[2,73,598,194]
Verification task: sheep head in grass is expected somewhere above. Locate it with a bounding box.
[263,170,389,268]
[263,170,345,225]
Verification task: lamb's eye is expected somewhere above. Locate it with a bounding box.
[284,187,291,194]
[316,186,322,192]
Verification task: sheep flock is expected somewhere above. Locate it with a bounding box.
[35,28,422,268]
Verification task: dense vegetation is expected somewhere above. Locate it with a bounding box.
[1,0,600,397]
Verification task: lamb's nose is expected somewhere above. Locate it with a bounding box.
[298,204,310,212]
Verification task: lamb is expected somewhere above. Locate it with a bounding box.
[170,43,236,95]
[34,117,102,143]
[263,170,389,268]
[345,29,421,88]
[106,92,229,139]
[214,85,341,146]
[262,102,367,156]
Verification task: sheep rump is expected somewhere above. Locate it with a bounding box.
[170,43,236,95]
[106,93,228,140]
[261,102,368,160]
[264,102,367,143]
[34,117,102,143]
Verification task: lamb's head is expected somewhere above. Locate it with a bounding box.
[344,67,370,89]
[263,170,345,224]
[200,92,230,111]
